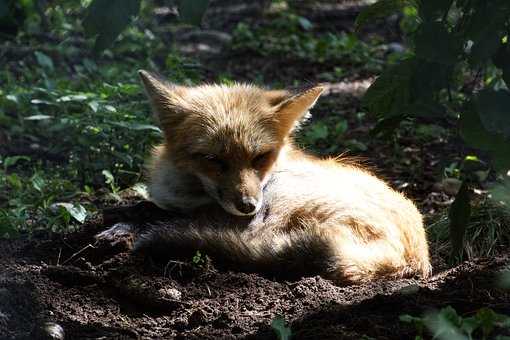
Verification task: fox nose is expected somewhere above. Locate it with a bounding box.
[235,197,258,215]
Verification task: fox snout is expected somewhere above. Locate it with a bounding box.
[217,171,263,216]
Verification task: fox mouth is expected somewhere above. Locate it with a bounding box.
[197,175,262,216]
[219,199,263,217]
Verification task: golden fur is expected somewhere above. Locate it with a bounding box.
[133,70,431,284]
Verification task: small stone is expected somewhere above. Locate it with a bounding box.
[31,322,65,340]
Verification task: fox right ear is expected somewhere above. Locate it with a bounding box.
[138,70,187,128]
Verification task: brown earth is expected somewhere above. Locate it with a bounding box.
[1,205,510,340]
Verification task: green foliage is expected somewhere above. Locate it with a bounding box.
[83,0,141,52]
[232,12,383,74]
[358,0,510,171]
[428,198,510,260]
[448,181,471,261]
[0,2,202,235]
[271,316,292,340]
[355,0,414,30]
[401,306,510,340]
[178,0,209,26]
[82,0,210,52]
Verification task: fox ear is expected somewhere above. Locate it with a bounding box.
[138,70,187,128]
[271,85,325,136]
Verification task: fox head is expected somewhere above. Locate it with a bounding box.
[139,70,324,216]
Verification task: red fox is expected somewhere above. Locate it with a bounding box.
[102,70,431,283]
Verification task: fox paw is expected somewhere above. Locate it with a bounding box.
[95,222,136,247]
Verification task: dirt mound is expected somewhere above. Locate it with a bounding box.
[1,212,509,339]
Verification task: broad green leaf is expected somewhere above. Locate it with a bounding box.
[355,0,415,31]
[0,0,8,18]
[362,59,414,117]
[425,307,466,340]
[370,115,405,138]
[448,182,471,261]
[464,0,510,54]
[297,17,313,31]
[54,203,88,223]
[3,155,30,169]
[469,33,502,64]
[30,173,45,192]
[414,21,459,65]
[475,89,510,139]
[305,122,329,141]
[111,121,162,133]
[57,94,89,102]
[102,169,114,185]
[6,174,22,190]
[24,114,52,120]
[83,0,141,52]
[34,51,54,71]
[178,0,209,26]
[459,103,507,150]
[493,42,510,86]
[418,0,453,21]
[271,316,292,340]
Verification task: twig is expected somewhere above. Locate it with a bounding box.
[61,243,97,265]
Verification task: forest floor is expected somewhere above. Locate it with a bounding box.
[1,1,510,339]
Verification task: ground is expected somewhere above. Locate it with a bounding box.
[1,1,510,339]
[1,215,510,339]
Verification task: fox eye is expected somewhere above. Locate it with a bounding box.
[194,153,228,171]
[252,151,273,169]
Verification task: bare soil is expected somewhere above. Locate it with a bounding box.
[1,206,510,340]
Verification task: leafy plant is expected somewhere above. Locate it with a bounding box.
[401,306,510,340]
[271,316,292,340]
[83,0,210,52]
[231,12,384,75]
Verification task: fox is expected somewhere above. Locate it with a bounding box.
[98,70,431,284]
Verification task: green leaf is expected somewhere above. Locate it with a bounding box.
[476,89,510,139]
[30,173,45,192]
[57,94,89,102]
[305,122,329,141]
[464,1,510,56]
[271,316,292,340]
[111,121,162,133]
[370,115,405,138]
[24,114,52,120]
[418,0,453,20]
[102,169,114,185]
[0,0,8,18]
[355,0,414,31]
[297,17,313,31]
[178,0,209,26]
[469,33,502,64]
[6,173,22,190]
[34,51,54,71]
[493,42,510,86]
[362,59,414,117]
[3,155,30,169]
[448,182,471,261]
[54,203,88,223]
[414,21,459,65]
[83,0,141,52]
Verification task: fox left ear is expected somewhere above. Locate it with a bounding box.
[271,85,325,136]
[138,70,187,130]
